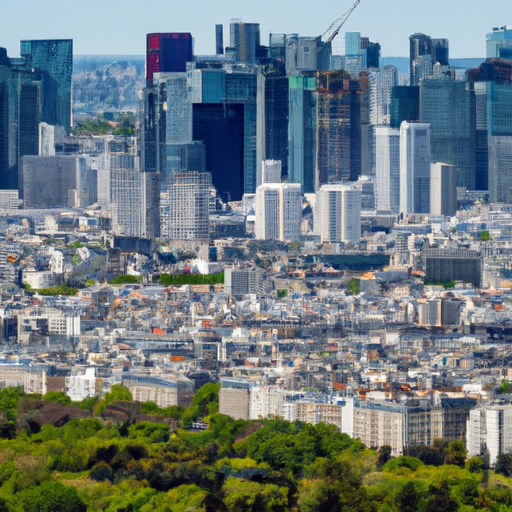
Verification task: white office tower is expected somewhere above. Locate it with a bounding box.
[400,122,431,216]
[110,154,144,237]
[39,123,65,156]
[255,183,302,242]
[165,172,212,241]
[467,405,512,466]
[262,160,282,184]
[375,127,400,212]
[430,162,457,216]
[316,184,361,243]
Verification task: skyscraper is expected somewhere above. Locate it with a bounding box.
[316,183,361,243]
[165,172,212,241]
[255,182,302,242]
[390,86,420,129]
[229,21,260,64]
[420,80,476,189]
[20,39,73,132]
[0,41,72,190]
[409,34,432,85]
[486,26,512,59]
[400,122,431,216]
[146,33,193,80]
[315,71,369,187]
[375,127,400,213]
[288,74,317,193]
[430,162,457,216]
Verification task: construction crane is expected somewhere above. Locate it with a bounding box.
[322,0,361,43]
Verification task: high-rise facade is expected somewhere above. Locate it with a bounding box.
[20,39,73,132]
[288,74,316,193]
[0,41,72,190]
[165,172,212,242]
[316,184,361,243]
[146,33,193,80]
[486,26,512,59]
[420,80,476,189]
[229,21,260,64]
[390,86,420,129]
[375,127,400,213]
[430,162,457,216]
[409,34,432,86]
[315,71,370,187]
[255,182,302,242]
[400,122,431,216]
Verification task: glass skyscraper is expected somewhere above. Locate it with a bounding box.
[420,80,476,189]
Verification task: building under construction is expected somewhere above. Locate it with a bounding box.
[315,70,370,187]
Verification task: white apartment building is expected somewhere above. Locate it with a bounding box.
[315,183,361,243]
[467,404,512,466]
[129,384,178,408]
[255,182,302,242]
[66,367,97,402]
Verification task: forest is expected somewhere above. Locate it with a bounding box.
[0,384,511,511]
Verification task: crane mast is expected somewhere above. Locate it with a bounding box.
[322,0,361,44]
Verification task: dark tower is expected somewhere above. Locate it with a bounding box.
[146,33,193,80]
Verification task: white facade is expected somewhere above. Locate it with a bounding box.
[430,162,457,216]
[467,405,512,466]
[316,183,361,243]
[400,122,431,216]
[66,367,97,402]
[129,385,178,408]
[163,172,211,241]
[110,156,144,237]
[255,183,302,242]
[375,127,400,212]
[261,160,282,184]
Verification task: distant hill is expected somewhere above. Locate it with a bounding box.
[73,55,145,114]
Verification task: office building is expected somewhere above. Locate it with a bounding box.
[468,404,512,466]
[20,155,84,208]
[487,26,512,59]
[110,155,144,237]
[0,40,72,190]
[259,73,289,183]
[316,183,361,244]
[315,71,370,186]
[400,122,431,216]
[420,80,476,189]
[229,20,260,64]
[163,172,211,242]
[375,127,400,213]
[430,162,457,216]
[261,160,282,184]
[224,267,264,298]
[422,248,482,287]
[215,25,224,55]
[288,74,317,193]
[146,33,193,80]
[20,39,73,131]
[390,86,420,129]
[255,182,302,242]
[369,65,398,127]
[409,34,432,85]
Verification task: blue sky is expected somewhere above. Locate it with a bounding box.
[2,0,509,57]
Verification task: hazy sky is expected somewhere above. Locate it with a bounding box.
[2,0,509,58]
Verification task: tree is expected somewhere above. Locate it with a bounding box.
[15,481,86,512]
[348,278,359,295]
[377,445,392,468]
[395,481,421,512]
[445,440,467,468]
[44,391,72,405]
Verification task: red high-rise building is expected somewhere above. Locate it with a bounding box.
[146,33,193,80]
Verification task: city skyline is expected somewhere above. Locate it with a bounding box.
[2,0,509,58]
